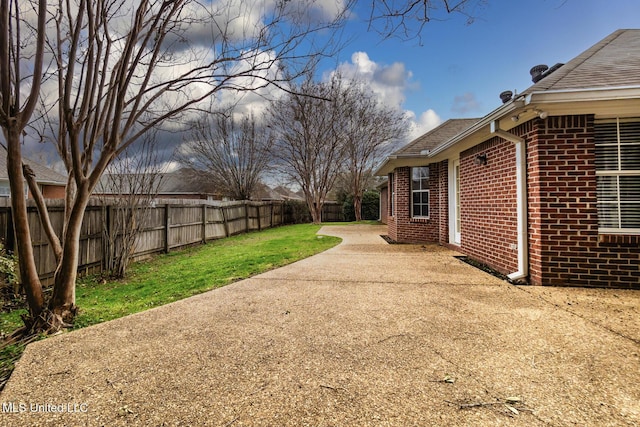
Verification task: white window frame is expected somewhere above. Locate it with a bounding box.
[411,167,430,219]
[595,118,640,234]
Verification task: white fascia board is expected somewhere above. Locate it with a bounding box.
[427,99,525,159]
[374,154,431,176]
[526,86,640,104]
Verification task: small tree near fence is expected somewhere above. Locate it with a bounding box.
[97,135,165,279]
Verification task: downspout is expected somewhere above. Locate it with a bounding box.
[490,121,529,281]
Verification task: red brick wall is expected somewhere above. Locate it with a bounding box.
[436,160,449,243]
[386,114,639,289]
[459,138,519,275]
[39,185,66,199]
[388,166,440,243]
[528,115,640,289]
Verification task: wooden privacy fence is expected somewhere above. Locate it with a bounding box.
[0,199,288,284]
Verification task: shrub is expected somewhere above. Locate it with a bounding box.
[0,243,20,311]
[341,190,380,221]
[361,191,380,220]
[283,200,311,224]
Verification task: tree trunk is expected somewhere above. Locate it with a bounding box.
[309,201,322,225]
[48,189,90,325]
[353,195,363,222]
[6,130,45,320]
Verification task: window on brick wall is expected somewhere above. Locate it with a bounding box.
[595,118,640,233]
[411,167,430,218]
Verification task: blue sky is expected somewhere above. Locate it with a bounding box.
[318,0,640,137]
[21,0,640,169]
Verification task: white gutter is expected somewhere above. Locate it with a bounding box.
[490,120,528,281]
[525,85,640,104]
[374,153,433,176]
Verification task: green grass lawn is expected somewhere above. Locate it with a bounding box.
[1,223,341,334]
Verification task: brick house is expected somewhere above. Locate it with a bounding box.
[375,29,640,289]
[0,146,67,199]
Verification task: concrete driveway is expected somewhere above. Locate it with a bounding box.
[1,225,639,426]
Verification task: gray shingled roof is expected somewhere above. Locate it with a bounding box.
[0,145,67,185]
[96,169,220,195]
[393,118,480,156]
[523,29,640,94]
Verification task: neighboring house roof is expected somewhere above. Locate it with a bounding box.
[0,145,67,186]
[96,168,220,196]
[393,119,480,156]
[157,169,219,195]
[375,29,640,175]
[254,183,304,201]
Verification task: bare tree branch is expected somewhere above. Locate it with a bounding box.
[181,108,272,200]
[368,0,486,43]
[267,76,351,224]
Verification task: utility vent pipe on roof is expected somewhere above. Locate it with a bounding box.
[530,63,564,83]
[530,64,549,83]
[499,90,513,104]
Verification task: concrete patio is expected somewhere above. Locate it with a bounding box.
[1,225,638,426]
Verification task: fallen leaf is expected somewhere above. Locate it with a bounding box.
[506,405,519,415]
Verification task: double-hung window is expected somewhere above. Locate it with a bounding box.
[595,118,640,234]
[411,167,430,218]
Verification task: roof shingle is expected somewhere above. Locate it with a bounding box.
[523,29,640,93]
[0,145,67,185]
[393,118,480,156]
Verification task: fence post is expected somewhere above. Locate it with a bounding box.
[256,203,262,231]
[164,204,170,253]
[103,204,110,271]
[202,204,207,244]
[244,202,249,232]
[221,205,229,237]
[268,203,272,228]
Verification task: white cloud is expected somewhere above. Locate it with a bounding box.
[405,109,442,141]
[325,51,441,144]
[328,51,412,108]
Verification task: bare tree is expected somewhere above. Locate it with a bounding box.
[340,80,408,221]
[181,109,272,200]
[267,76,350,224]
[0,0,353,332]
[0,0,48,324]
[368,0,486,41]
[97,133,165,279]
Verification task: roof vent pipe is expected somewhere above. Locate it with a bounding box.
[499,90,513,104]
[530,64,549,83]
